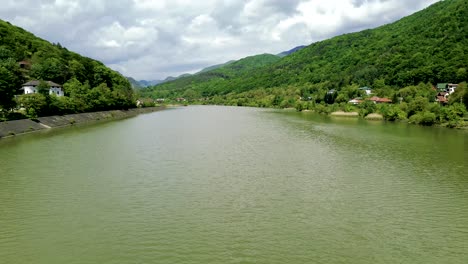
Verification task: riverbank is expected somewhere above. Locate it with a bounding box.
[0,107,165,138]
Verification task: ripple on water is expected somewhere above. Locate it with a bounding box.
[0,106,467,264]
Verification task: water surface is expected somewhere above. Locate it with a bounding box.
[1,106,467,263]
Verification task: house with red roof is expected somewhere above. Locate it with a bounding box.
[368,96,392,104]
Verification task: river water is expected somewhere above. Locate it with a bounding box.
[0,106,467,263]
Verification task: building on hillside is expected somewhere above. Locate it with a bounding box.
[327,89,336,94]
[368,96,392,104]
[447,84,458,95]
[436,83,448,92]
[348,98,363,105]
[359,87,372,95]
[436,83,459,97]
[437,83,459,95]
[435,92,449,104]
[21,80,64,96]
[436,92,448,104]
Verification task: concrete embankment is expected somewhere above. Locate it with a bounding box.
[0,107,165,138]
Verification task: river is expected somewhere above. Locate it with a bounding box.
[0,106,467,263]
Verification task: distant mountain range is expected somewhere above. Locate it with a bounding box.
[128,46,305,88]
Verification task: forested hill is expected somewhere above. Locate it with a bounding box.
[144,0,467,98]
[250,0,468,90]
[0,19,134,118]
[140,54,281,99]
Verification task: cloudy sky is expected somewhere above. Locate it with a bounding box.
[1,0,439,80]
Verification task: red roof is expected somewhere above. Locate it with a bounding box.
[378,98,392,103]
[368,96,392,103]
[436,96,448,103]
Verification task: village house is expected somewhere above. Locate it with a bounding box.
[359,87,372,95]
[436,83,448,91]
[368,96,392,104]
[348,98,363,105]
[435,92,448,104]
[21,80,64,96]
[435,83,459,103]
[437,83,458,95]
[447,83,458,95]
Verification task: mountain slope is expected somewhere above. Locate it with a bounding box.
[142,53,281,97]
[146,0,467,99]
[226,0,468,92]
[197,60,236,73]
[0,19,134,117]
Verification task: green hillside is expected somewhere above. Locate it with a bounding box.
[141,54,281,99]
[143,0,468,126]
[0,19,135,119]
[234,0,468,91]
[197,60,235,73]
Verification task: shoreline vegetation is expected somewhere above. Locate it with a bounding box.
[2,1,468,130]
[164,95,468,129]
[0,106,165,139]
[139,0,468,129]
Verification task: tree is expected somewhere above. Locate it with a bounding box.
[17,94,47,118]
[358,100,377,117]
[37,80,50,96]
[381,104,407,121]
[0,66,17,111]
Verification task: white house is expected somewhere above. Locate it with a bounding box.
[21,80,64,96]
[348,98,363,105]
[447,84,458,95]
[359,87,372,95]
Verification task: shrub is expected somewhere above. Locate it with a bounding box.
[409,111,436,126]
[382,105,407,121]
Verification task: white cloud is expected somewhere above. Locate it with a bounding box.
[0,0,440,80]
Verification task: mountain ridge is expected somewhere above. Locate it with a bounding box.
[147,0,467,95]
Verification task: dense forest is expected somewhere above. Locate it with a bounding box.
[140,54,281,99]
[142,0,468,127]
[0,19,135,120]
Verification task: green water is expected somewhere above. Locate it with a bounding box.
[0,106,467,264]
